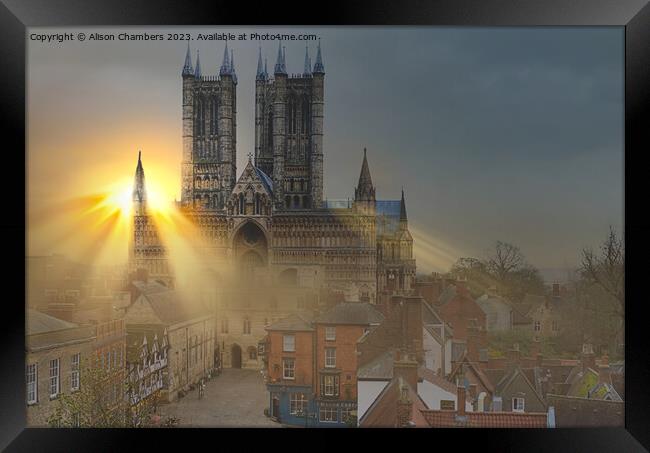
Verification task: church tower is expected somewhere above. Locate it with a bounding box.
[254,40,325,210]
[130,152,172,287]
[180,42,237,211]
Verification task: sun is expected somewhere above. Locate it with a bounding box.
[107,185,133,216]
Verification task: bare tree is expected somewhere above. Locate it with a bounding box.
[486,241,525,280]
[449,241,544,302]
[581,227,624,315]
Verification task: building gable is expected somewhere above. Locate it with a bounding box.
[124,295,163,325]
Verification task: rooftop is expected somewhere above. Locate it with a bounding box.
[315,302,384,326]
[27,309,80,335]
[266,313,314,332]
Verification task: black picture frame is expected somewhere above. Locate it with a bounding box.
[2,0,648,451]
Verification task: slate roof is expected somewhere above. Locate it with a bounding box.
[315,302,384,326]
[266,313,314,332]
[27,310,96,351]
[27,309,79,335]
[360,377,430,427]
[254,167,273,194]
[491,366,546,409]
[420,409,549,428]
[450,353,495,394]
[131,281,211,325]
[323,199,352,209]
[357,350,394,380]
[547,394,624,427]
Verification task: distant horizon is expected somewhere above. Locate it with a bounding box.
[27,27,624,272]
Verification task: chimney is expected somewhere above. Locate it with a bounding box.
[403,296,424,362]
[552,283,560,298]
[456,372,467,416]
[396,380,414,428]
[581,343,596,371]
[393,350,419,392]
[530,337,541,357]
[466,321,480,362]
[506,343,522,369]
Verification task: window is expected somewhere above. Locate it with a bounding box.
[440,400,455,410]
[290,393,308,415]
[71,353,80,391]
[26,363,37,404]
[552,320,559,331]
[243,318,251,335]
[283,359,295,380]
[512,397,525,413]
[321,374,340,397]
[341,406,356,423]
[325,326,336,341]
[325,348,336,368]
[319,406,338,422]
[248,346,257,360]
[534,321,541,332]
[283,334,295,352]
[221,318,229,334]
[49,358,60,398]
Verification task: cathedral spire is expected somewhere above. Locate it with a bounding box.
[264,57,268,78]
[220,41,231,76]
[313,38,325,74]
[256,46,265,80]
[355,147,375,202]
[303,45,312,77]
[274,41,286,75]
[182,42,193,76]
[194,49,202,78]
[133,151,147,213]
[400,188,408,225]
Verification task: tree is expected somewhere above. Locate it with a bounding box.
[581,227,624,316]
[47,358,166,428]
[449,241,544,302]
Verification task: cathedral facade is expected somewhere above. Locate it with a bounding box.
[129,41,416,369]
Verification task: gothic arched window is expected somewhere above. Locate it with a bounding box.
[238,193,245,215]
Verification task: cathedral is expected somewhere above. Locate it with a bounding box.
[129,41,416,368]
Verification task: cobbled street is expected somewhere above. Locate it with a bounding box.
[158,369,282,427]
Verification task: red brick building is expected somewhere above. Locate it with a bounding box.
[264,303,383,427]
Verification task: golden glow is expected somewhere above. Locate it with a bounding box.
[410,224,466,273]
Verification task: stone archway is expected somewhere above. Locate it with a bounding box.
[231,343,242,369]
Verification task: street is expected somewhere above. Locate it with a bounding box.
[158,369,282,428]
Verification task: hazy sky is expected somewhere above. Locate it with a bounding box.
[27,27,623,273]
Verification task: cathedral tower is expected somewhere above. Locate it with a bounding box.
[254,40,325,210]
[181,42,237,211]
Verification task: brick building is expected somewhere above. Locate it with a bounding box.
[264,303,383,427]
